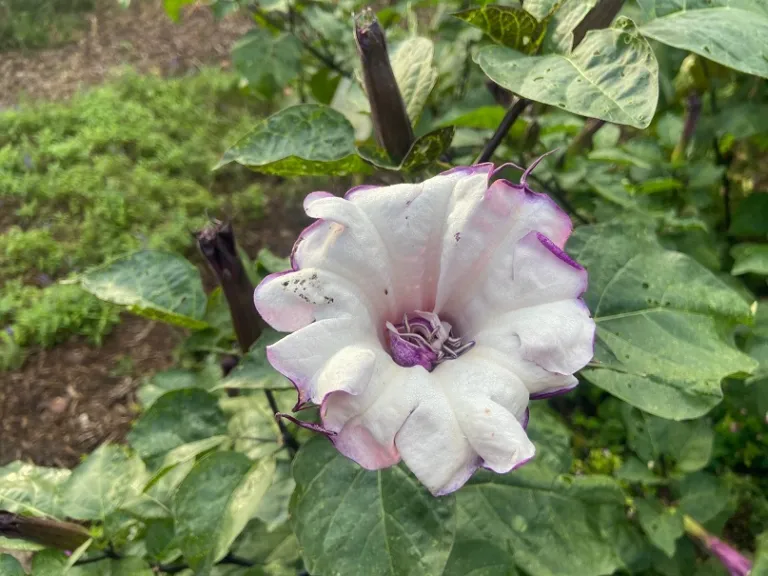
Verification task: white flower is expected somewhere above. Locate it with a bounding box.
[254,161,595,495]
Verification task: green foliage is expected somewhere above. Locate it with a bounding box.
[0,0,94,51]
[0,69,265,350]
[4,0,768,575]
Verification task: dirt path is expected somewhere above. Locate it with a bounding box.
[0,0,251,107]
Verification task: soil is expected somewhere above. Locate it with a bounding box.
[0,0,251,108]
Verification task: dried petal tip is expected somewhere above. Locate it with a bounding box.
[354,7,414,163]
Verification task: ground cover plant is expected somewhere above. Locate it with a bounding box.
[2,0,768,575]
[0,68,274,367]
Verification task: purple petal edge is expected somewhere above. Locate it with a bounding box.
[536,232,583,270]
[708,537,753,576]
[530,381,579,400]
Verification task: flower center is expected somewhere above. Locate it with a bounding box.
[386,311,475,372]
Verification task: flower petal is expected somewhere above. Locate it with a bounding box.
[345,167,491,312]
[479,300,595,375]
[435,178,573,314]
[458,230,588,334]
[394,398,481,496]
[254,268,374,332]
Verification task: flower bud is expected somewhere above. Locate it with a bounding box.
[354,8,414,163]
[684,515,752,576]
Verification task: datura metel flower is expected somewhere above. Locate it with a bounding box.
[254,160,595,495]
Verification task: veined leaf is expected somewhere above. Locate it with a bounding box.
[453,5,547,53]
[77,251,208,330]
[475,20,659,128]
[391,37,438,124]
[637,0,768,79]
[569,221,756,419]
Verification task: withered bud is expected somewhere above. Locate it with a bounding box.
[0,512,90,551]
[196,220,262,353]
[354,8,414,164]
[672,92,702,163]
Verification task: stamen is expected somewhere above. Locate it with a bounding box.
[387,311,475,371]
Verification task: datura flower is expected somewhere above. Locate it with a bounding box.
[254,160,595,495]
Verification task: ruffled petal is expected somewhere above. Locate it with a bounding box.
[478,300,595,375]
[395,399,481,496]
[254,268,375,332]
[457,230,588,335]
[435,178,573,314]
[345,167,491,313]
[322,362,425,470]
[436,349,533,473]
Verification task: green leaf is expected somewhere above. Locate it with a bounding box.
[622,407,714,472]
[173,452,275,573]
[0,462,70,518]
[220,395,282,460]
[137,367,217,409]
[637,0,768,79]
[232,29,302,99]
[729,194,768,238]
[677,472,730,524]
[753,531,768,576]
[256,248,290,275]
[229,518,301,570]
[731,243,768,276]
[291,436,456,576]
[391,37,438,124]
[436,106,507,130]
[30,550,66,576]
[543,0,598,53]
[453,5,547,53]
[569,221,757,419]
[526,404,573,474]
[475,20,658,128]
[60,444,147,521]
[440,538,518,576]
[615,456,666,485]
[215,329,291,391]
[78,251,207,330]
[635,499,684,558]
[0,555,26,576]
[253,459,295,531]
[359,127,456,172]
[163,0,194,21]
[216,105,369,176]
[143,435,229,493]
[0,537,44,552]
[524,0,561,21]
[457,467,642,576]
[128,389,228,463]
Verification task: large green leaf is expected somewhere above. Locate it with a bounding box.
[568,222,756,419]
[70,557,154,575]
[729,193,768,238]
[0,554,26,576]
[127,389,228,463]
[635,497,684,558]
[455,420,644,576]
[173,452,275,573]
[453,5,547,53]
[137,367,218,409]
[215,329,291,391]
[216,105,369,176]
[0,462,70,518]
[524,0,562,21]
[78,251,207,330]
[232,29,302,99]
[637,0,768,79]
[475,20,658,128]
[731,243,768,276]
[391,37,438,124]
[359,127,456,172]
[291,437,456,576]
[60,444,147,521]
[622,407,713,472]
[542,0,598,53]
[677,473,730,524]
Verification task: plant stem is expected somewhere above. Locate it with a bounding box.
[196,221,299,455]
[556,119,606,168]
[475,98,530,163]
[672,92,702,163]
